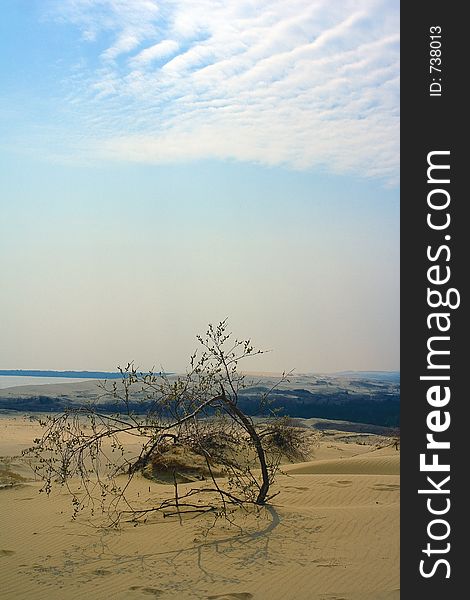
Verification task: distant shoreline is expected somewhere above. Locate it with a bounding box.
[0,370,168,379]
[0,369,399,380]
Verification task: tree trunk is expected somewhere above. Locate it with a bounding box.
[222,392,270,505]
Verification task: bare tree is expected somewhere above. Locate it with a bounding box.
[25,320,302,525]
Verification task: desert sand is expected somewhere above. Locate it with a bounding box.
[0,414,399,600]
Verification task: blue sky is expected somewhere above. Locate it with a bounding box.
[0,0,399,373]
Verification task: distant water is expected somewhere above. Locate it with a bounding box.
[0,376,99,390]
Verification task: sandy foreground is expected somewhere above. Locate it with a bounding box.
[0,415,399,600]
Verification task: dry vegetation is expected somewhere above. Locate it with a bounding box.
[24,321,313,525]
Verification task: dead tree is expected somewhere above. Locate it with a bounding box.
[25,320,295,525]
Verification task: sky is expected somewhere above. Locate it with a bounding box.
[0,0,399,374]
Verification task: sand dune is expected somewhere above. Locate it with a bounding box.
[0,415,399,599]
[284,452,399,476]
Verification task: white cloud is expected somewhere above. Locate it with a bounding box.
[49,0,399,184]
[132,40,180,65]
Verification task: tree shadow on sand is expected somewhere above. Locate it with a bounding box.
[22,505,322,596]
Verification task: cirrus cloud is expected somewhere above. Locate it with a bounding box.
[49,0,399,184]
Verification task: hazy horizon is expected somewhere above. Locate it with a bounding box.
[0,1,399,374]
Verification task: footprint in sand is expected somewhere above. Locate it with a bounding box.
[327,480,352,488]
[129,586,164,597]
[311,558,341,568]
[0,549,16,557]
[207,594,253,600]
[92,569,112,576]
[373,483,400,491]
